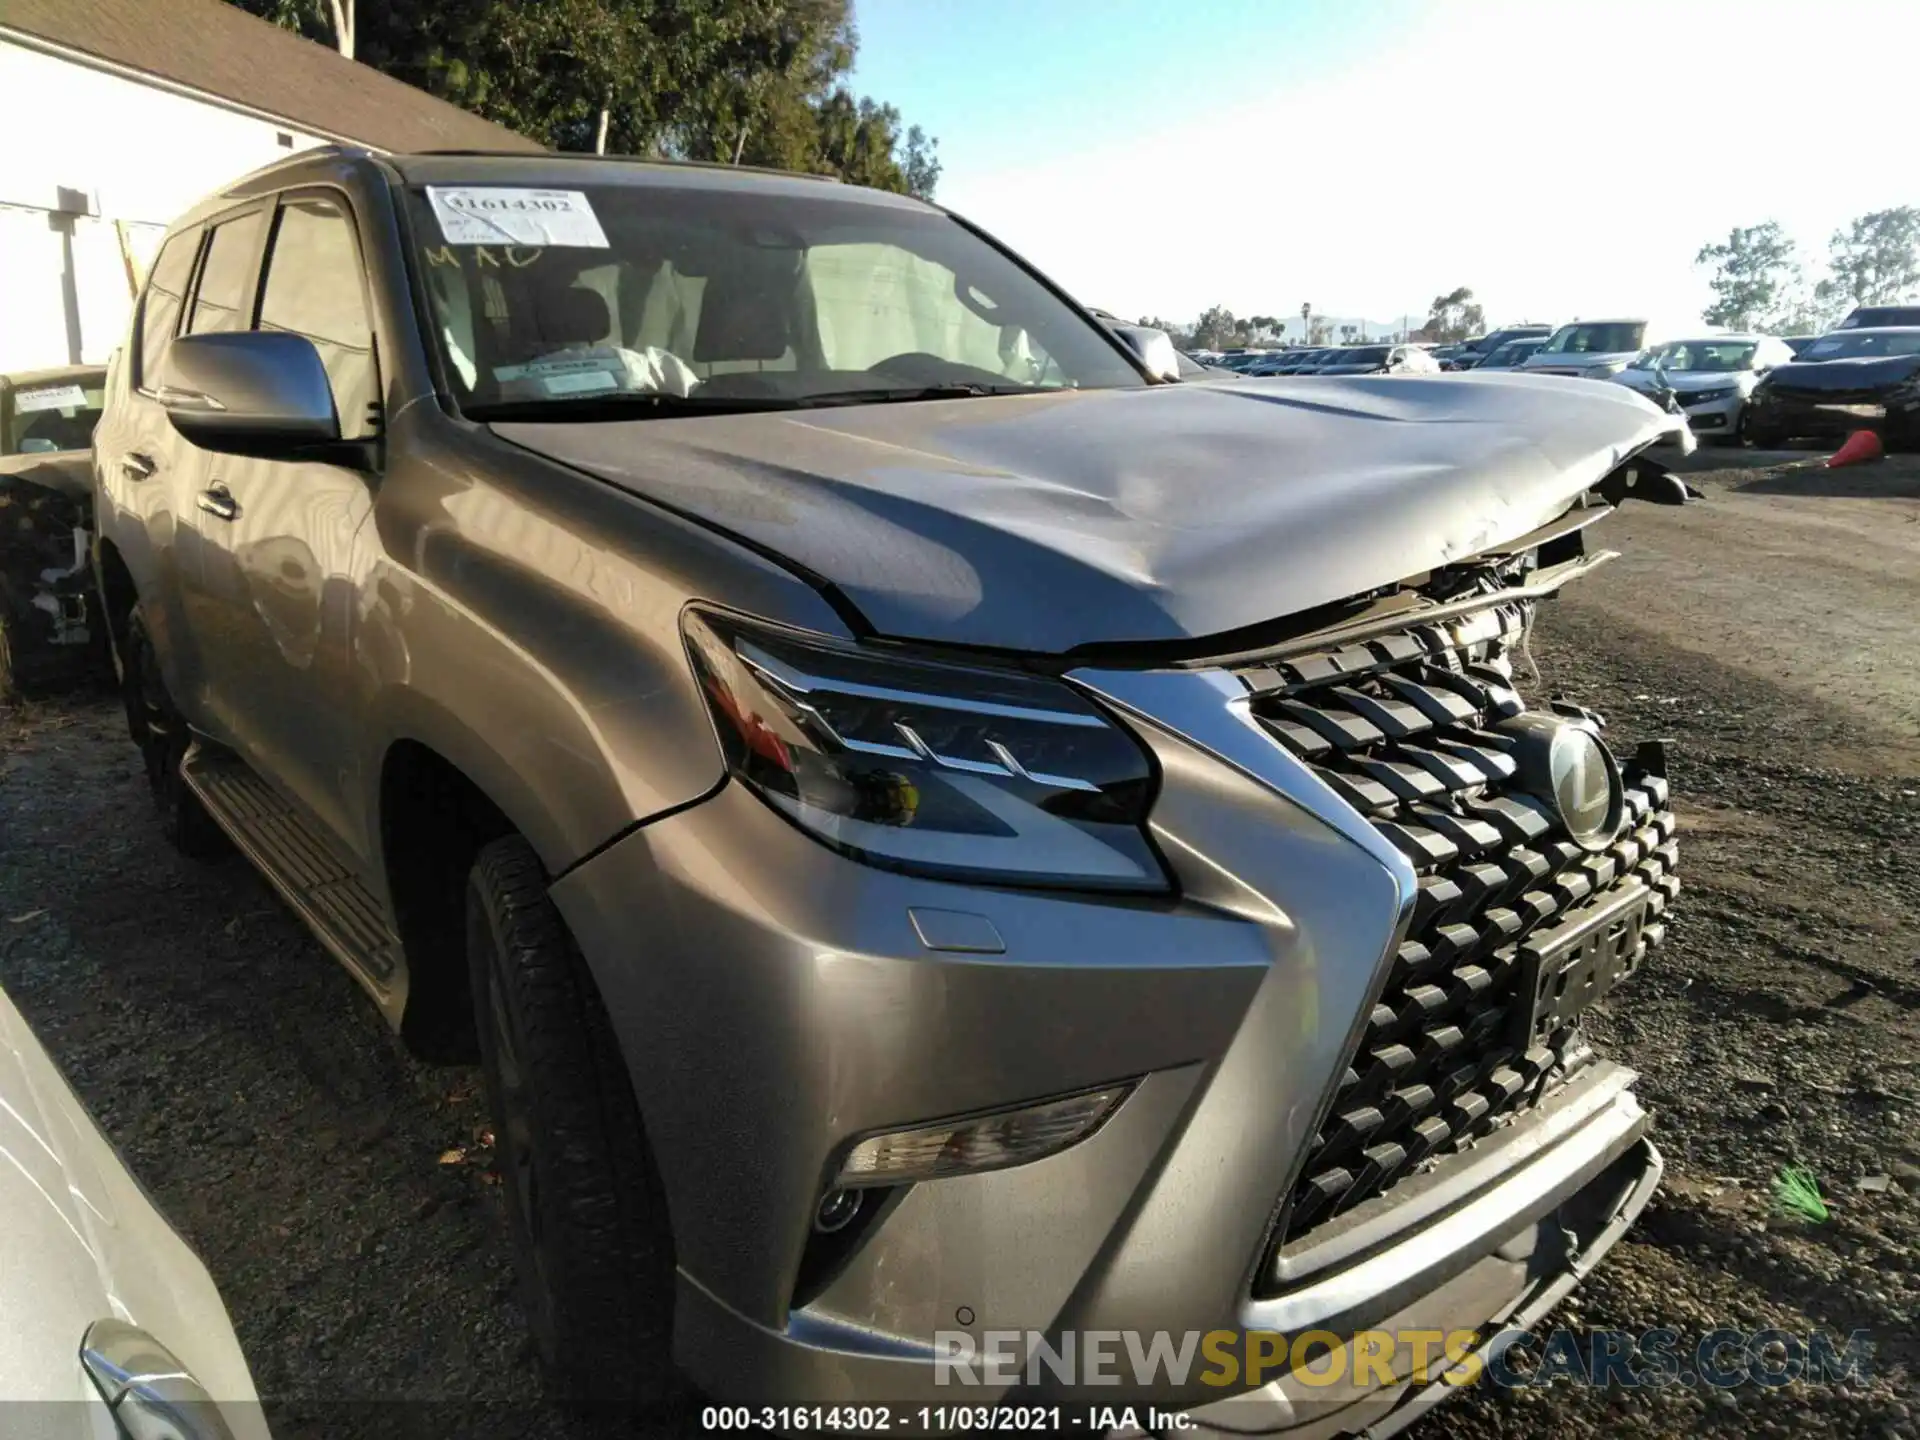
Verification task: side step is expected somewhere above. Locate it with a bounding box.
[182,747,402,994]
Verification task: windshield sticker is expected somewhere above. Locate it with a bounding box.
[13,384,89,414]
[494,358,613,383]
[540,370,620,396]
[427,188,609,249]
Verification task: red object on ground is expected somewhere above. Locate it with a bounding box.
[1826,429,1884,468]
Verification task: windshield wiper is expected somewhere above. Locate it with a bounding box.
[466,392,799,423]
[468,382,1048,424]
[780,382,1045,409]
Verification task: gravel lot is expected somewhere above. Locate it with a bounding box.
[1,446,1916,1439]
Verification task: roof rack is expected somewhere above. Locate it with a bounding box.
[407,149,842,183]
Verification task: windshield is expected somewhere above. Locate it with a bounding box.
[405,183,1145,418]
[1341,346,1391,365]
[1631,341,1757,372]
[1839,306,1920,330]
[2,376,106,455]
[1798,329,1920,360]
[1541,322,1647,355]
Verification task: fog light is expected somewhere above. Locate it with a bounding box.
[834,1085,1130,1188]
[814,1188,863,1233]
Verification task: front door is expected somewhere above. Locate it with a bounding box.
[190,189,383,860]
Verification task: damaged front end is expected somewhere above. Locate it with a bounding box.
[0,456,106,699]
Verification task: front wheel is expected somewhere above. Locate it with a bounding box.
[123,606,227,858]
[467,834,678,1405]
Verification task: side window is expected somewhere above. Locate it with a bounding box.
[257,195,378,440]
[135,229,200,390]
[186,210,267,336]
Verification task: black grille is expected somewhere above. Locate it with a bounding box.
[1767,384,1885,405]
[1238,596,1678,1251]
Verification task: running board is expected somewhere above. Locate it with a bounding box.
[181,747,402,995]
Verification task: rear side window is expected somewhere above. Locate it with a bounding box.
[136,230,200,389]
[186,210,267,335]
[258,195,379,439]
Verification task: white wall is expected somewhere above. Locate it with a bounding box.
[0,37,336,375]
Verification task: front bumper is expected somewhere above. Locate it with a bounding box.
[1680,394,1743,436]
[1748,390,1916,441]
[550,658,1666,1422]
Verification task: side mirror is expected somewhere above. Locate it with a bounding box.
[158,331,357,464]
[1108,323,1183,382]
[82,1319,238,1440]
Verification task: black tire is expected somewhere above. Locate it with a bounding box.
[467,834,677,1406]
[123,606,228,858]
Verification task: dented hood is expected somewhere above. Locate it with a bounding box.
[495,372,1675,654]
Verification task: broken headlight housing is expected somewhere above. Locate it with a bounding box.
[684,612,1169,892]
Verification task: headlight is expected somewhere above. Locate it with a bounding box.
[684,611,1170,892]
[1583,361,1627,378]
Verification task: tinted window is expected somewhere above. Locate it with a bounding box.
[186,210,266,336]
[259,196,378,439]
[1541,322,1646,355]
[136,229,200,388]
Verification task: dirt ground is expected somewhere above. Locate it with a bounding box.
[1,447,1917,1439]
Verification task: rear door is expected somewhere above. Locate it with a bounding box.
[189,188,383,858]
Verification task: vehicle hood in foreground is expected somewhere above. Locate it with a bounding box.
[0,991,264,1419]
[0,449,93,501]
[496,374,1677,654]
[1761,355,1920,393]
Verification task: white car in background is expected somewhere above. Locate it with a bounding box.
[0,986,266,1439]
[1611,335,1798,444]
[1520,318,1691,380]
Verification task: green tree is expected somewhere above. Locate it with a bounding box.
[1424,286,1486,343]
[227,0,940,195]
[1816,206,1920,312]
[1694,221,1804,331]
[1192,305,1252,350]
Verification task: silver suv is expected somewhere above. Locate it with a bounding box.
[93,145,1682,1428]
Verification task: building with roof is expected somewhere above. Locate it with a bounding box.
[0,0,541,373]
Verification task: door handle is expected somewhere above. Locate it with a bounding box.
[120,451,157,481]
[196,484,240,522]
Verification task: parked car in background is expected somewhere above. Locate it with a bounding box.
[1744,327,1920,449]
[1268,347,1335,374]
[1447,324,1555,370]
[95,144,1684,1423]
[0,364,110,699]
[1836,304,1920,331]
[1611,335,1797,444]
[1520,319,1685,379]
[1468,337,1549,371]
[1313,343,1441,375]
[0,983,267,1434]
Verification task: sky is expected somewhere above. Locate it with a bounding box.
[852,0,1920,332]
